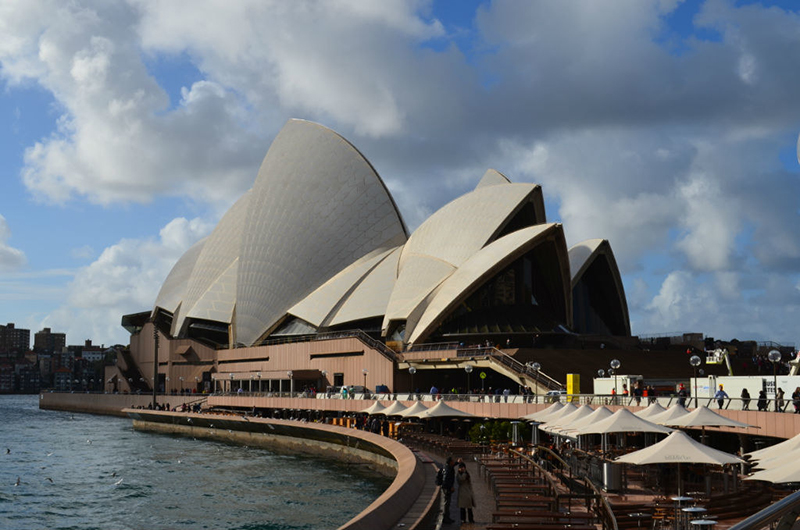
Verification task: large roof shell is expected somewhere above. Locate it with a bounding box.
[153,237,206,316]
[407,223,571,344]
[475,169,512,189]
[172,191,251,337]
[383,183,545,333]
[288,246,398,327]
[568,238,630,336]
[234,120,408,345]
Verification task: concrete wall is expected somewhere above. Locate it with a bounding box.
[127,410,428,530]
[39,392,204,417]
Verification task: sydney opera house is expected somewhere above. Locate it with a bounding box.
[111,120,630,396]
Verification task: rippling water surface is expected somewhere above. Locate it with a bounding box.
[0,395,390,530]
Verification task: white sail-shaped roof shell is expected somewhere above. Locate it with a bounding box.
[568,238,631,337]
[383,183,545,334]
[407,223,571,344]
[232,120,408,345]
[152,237,206,316]
[171,192,251,337]
[475,168,512,189]
[288,246,398,327]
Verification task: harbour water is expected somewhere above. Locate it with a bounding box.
[0,395,391,530]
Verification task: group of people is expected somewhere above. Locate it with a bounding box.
[439,455,476,525]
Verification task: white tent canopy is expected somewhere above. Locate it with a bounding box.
[746,454,800,483]
[360,401,387,415]
[541,405,594,434]
[558,406,615,437]
[381,401,409,416]
[747,433,800,462]
[634,402,667,419]
[662,406,754,428]
[413,400,475,419]
[521,401,564,421]
[616,430,744,465]
[648,404,690,425]
[537,402,579,424]
[397,401,429,418]
[575,408,673,435]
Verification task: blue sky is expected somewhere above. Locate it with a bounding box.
[1,0,800,348]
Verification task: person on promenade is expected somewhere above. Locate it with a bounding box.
[741,388,751,410]
[677,384,688,407]
[714,384,729,409]
[456,462,475,525]
[777,387,785,412]
[441,456,456,524]
[792,387,800,414]
[757,390,767,411]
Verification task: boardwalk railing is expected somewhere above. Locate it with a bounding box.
[728,488,800,530]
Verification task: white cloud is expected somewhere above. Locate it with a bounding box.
[69,245,94,260]
[2,0,800,347]
[0,215,26,272]
[41,216,212,345]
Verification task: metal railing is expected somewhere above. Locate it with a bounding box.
[456,346,564,391]
[728,489,800,530]
[259,329,397,361]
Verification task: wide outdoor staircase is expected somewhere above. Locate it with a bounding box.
[117,349,151,392]
[458,346,565,393]
[402,344,564,393]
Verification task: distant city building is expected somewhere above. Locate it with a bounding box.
[53,367,73,392]
[0,323,30,356]
[71,340,105,363]
[0,364,13,393]
[34,328,66,355]
[15,359,40,394]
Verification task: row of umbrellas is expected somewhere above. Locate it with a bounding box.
[359,397,797,484]
[360,399,474,419]
[745,432,800,483]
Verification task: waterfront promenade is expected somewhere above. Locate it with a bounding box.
[40,391,800,530]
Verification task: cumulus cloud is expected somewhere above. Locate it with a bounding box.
[3,0,800,345]
[0,215,26,272]
[41,217,211,345]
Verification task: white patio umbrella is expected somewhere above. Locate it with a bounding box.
[746,432,800,462]
[634,402,667,419]
[575,408,672,454]
[360,401,387,415]
[648,403,690,425]
[574,408,674,436]
[521,401,564,421]
[397,401,429,418]
[540,405,594,434]
[414,400,475,419]
[558,406,614,437]
[661,406,754,429]
[746,454,800,483]
[537,402,579,424]
[381,401,409,417]
[616,430,744,495]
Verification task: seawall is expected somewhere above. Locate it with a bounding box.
[126,409,432,530]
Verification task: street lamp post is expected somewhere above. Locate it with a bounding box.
[288,370,294,397]
[610,359,621,404]
[408,366,417,398]
[152,325,159,408]
[362,368,368,394]
[256,372,262,393]
[229,372,234,394]
[769,349,782,411]
[528,362,541,403]
[690,355,701,408]
[465,365,473,397]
